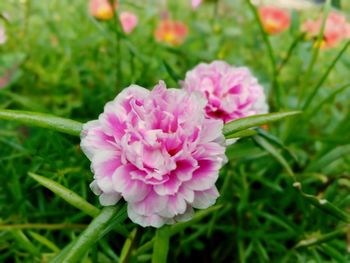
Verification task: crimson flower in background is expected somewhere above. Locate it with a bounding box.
[302,11,350,49]
[258,6,291,35]
[154,20,188,46]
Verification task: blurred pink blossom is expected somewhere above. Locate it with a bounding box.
[154,20,188,46]
[81,81,227,227]
[192,0,202,10]
[258,6,291,35]
[302,11,350,49]
[119,11,138,34]
[0,25,6,45]
[89,0,118,20]
[182,61,268,124]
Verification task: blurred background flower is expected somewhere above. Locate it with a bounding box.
[154,19,188,46]
[258,6,291,35]
[119,11,138,34]
[182,61,268,124]
[192,0,202,10]
[0,24,6,45]
[302,11,350,48]
[89,0,118,20]
[253,0,323,10]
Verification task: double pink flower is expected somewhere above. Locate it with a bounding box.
[81,61,268,227]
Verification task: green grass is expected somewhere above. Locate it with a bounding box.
[1,0,350,262]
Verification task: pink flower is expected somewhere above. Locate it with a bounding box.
[182,61,268,124]
[119,11,138,34]
[81,81,227,227]
[192,0,202,10]
[154,20,188,46]
[0,25,6,45]
[302,11,350,49]
[258,6,291,35]
[89,0,118,20]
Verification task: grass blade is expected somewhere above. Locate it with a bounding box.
[28,231,60,253]
[0,109,82,136]
[61,206,119,263]
[253,136,295,179]
[134,205,222,257]
[295,226,348,248]
[225,129,258,139]
[152,226,170,263]
[305,144,350,172]
[299,0,331,106]
[302,40,350,110]
[223,112,301,137]
[305,83,350,119]
[294,183,350,223]
[28,172,100,218]
[120,228,138,263]
[11,230,40,256]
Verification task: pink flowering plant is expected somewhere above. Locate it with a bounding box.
[81,82,227,227]
[1,0,350,262]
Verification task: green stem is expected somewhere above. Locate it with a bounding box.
[302,40,350,110]
[295,225,348,248]
[298,0,331,107]
[113,11,123,88]
[246,0,279,109]
[305,82,350,119]
[62,206,119,263]
[152,227,170,263]
[276,33,305,76]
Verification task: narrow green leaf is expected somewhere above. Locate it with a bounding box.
[294,183,350,223]
[318,244,347,262]
[303,40,350,110]
[170,205,222,235]
[306,83,350,119]
[253,136,295,179]
[28,172,100,218]
[225,129,257,139]
[134,205,222,257]
[28,231,60,253]
[11,230,40,256]
[162,60,181,83]
[1,91,47,112]
[295,226,348,248]
[305,144,350,172]
[120,228,138,263]
[152,227,170,263]
[0,109,83,136]
[257,128,299,163]
[0,223,86,230]
[255,240,270,261]
[299,0,331,106]
[223,112,301,137]
[61,206,119,263]
[51,204,127,263]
